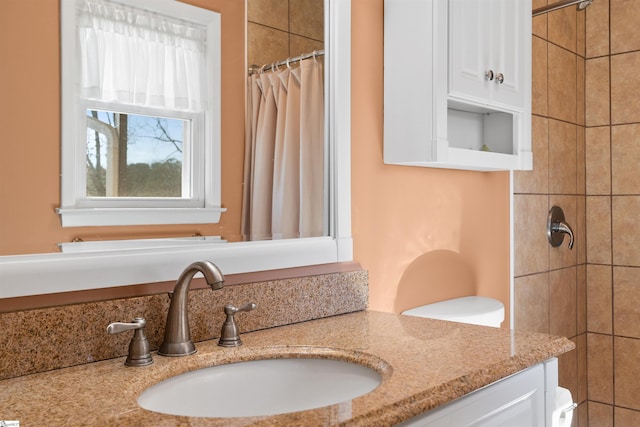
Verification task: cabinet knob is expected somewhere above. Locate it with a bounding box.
[485,70,494,81]
[495,73,504,84]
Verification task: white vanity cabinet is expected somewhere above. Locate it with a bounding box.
[398,358,559,427]
[384,0,532,171]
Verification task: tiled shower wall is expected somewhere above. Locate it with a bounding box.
[515,1,640,426]
[584,0,640,425]
[247,0,324,69]
[514,1,588,425]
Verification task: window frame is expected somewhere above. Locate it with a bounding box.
[58,0,223,227]
[80,104,201,204]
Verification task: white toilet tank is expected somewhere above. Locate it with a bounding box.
[402,296,505,328]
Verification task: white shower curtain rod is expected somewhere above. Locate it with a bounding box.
[249,49,325,75]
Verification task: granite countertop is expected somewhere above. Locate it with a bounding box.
[0,310,574,426]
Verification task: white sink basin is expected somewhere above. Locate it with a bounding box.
[138,357,382,418]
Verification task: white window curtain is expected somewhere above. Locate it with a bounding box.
[242,58,325,241]
[76,0,206,112]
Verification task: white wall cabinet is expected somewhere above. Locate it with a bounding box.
[384,0,532,171]
[397,359,559,426]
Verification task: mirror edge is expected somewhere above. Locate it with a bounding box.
[0,0,351,299]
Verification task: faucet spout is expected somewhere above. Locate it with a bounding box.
[158,261,224,356]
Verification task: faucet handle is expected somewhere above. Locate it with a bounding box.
[218,302,256,347]
[107,317,153,367]
[225,302,257,315]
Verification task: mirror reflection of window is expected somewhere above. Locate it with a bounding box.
[77,0,203,200]
[85,110,187,198]
[58,0,223,227]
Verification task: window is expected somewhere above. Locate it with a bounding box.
[58,0,222,227]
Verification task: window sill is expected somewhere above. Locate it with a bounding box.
[58,235,225,253]
[55,207,227,227]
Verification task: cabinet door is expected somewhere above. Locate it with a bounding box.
[397,363,546,426]
[490,0,527,109]
[448,0,493,104]
[449,0,528,110]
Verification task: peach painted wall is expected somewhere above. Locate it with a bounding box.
[350,0,511,319]
[0,0,246,255]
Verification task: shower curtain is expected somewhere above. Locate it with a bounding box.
[241,58,325,241]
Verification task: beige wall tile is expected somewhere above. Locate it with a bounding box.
[585,126,611,195]
[586,196,612,264]
[247,23,289,67]
[577,195,587,264]
[613,266,640,339]
[515,115,549,194]
[550,196,578,269]
[585,57,610,126]
[577,402,588,427]
[587,264,613,334]
[514,195,550,276]
[576,126,587,195]
[611,124,640,195]
[610,0,640,54]
[589,401,614,427]
[558,341,578,400]
[532,37,549,116]
[577,8,586,58]
[615,407,640,427]
[586,0,610,58]
[577,57,585,127]
[549,120,578,195]
[532,0,548,38]
[549,44,578,123]
[577,125,586,195]
[550,267,577,338]
[248,0,324,66]
[587,333,614,404]
[289,35,324,59]
[248,0,288,31]
[611,51,640,125]
[548,6,577,53]
[289,0,324,41]
[514,273,549,334]
[577,265,587,334]
[577,333,588,404]
[612,196,640,266]
[614,337,640,410]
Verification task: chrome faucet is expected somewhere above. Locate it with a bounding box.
[158,261,224,357]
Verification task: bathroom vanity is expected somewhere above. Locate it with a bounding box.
[0,310,573,426]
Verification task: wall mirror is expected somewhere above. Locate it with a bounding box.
[0,0,351,299]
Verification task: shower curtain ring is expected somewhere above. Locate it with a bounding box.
[286,58,291,69]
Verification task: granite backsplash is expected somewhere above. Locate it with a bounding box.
[0,268,368,380]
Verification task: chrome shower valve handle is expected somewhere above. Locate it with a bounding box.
[547,206,574,250]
